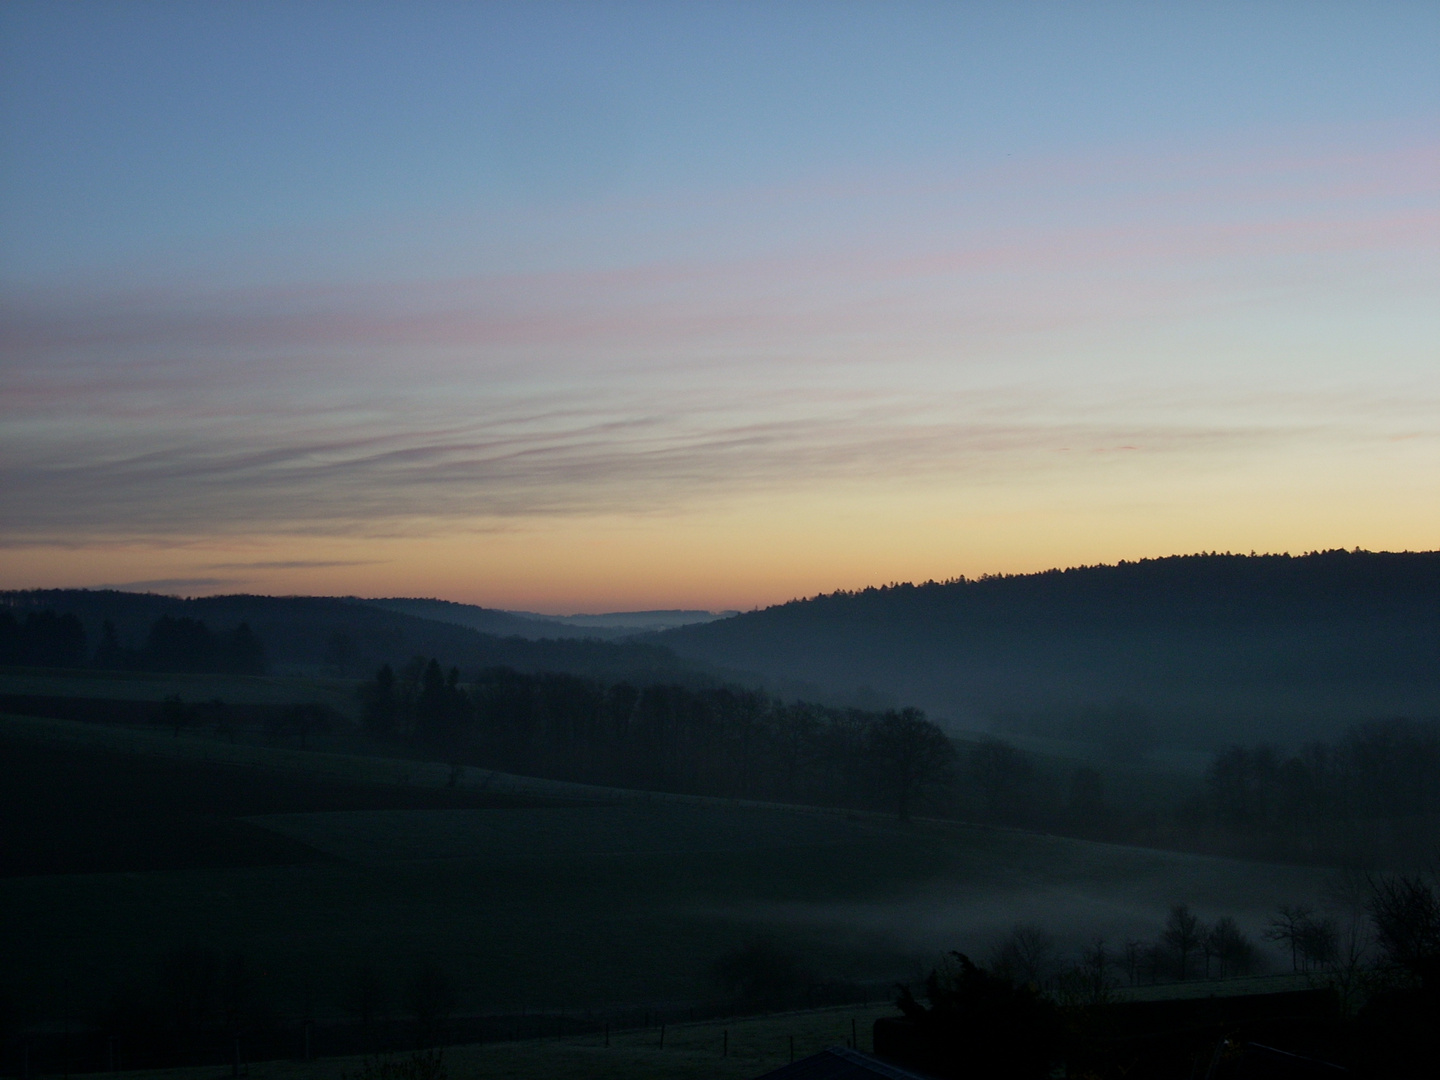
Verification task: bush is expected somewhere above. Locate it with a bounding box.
[897,952,1062,1080]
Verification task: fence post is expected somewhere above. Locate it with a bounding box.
[723,1029,728,1058]
[790,1034,794,1062]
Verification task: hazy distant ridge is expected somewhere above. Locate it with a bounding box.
[366,597,731,640]
[0,590,698,683]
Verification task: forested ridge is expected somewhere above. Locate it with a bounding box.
[658,550,1440,745]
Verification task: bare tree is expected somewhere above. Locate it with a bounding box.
[1322,866,1375,1009]
[1052,937,1117,1006]
[1161,904,1205,981]
[1298,914,1338,971]
[1264,904,1314,973]
[1205,917,1260,978]
[991,924,1056,987]
[1368,874,1440,983]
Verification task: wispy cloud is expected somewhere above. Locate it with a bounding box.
[2,133,1436,546]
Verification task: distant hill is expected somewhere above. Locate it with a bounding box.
[363,597,599,639]
[656,551,1440,750]
[512,608,736,634]
[0,590,700,684]
[364,597,732,640]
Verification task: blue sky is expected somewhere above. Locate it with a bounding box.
[2,2,1437,610]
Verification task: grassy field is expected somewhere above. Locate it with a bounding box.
[0,710,1337,1074]
[61,981,1325,1079]
[104,1005,894,1080]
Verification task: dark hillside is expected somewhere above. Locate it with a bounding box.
[365,598,730,640]
[0,731,556,876]
[658,551,1440,749]
[0,590,697,683]
[363,596,613,639]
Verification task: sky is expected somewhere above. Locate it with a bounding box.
[2,1,1437,613]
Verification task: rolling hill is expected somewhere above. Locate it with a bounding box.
[364,596,729,640]
[656,551,1440,749]
[1,589,703,684]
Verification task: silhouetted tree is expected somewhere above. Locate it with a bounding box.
[225,622,266,674]
[1368,874,1440,985]
[1161,904,1205,980]
[0,609,87,667]
[990,925,1056,988]
[362,665,400,737]
[868,707,956,820]
[1205,916,1260,978]
[93,619,128,669]
[1203,720,1440,860]
[1265,904,1317,974]
[413,662,471,752]
[1052,937,1117,1006]
[138,616,266,674]
[1298,912,1339,971]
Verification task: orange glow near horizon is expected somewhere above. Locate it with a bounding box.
[3,11,1436,605]
[7,436,1439,612]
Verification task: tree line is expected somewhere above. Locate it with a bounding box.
[896,869,1440,1080]
[0,608,267,675]
[981,871,1440,1002]
[360,660,956,818]
[1196,718,1440,858]
[0,608,87,667]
